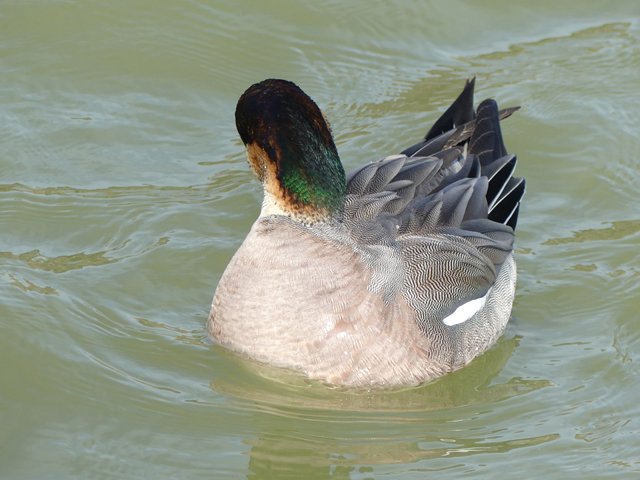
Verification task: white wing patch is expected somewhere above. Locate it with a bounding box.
[442,292,489,326]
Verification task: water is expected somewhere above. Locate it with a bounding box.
[2,1,640,478]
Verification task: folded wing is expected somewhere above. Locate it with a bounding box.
[343,79,525,331]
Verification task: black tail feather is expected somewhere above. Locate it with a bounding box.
[396,79,524,231]
[423,77,476,141]
[488,177,525,229]
[484,154,517,209]
[469,99,508,167]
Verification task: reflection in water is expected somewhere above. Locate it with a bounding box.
[0,248,119,273]
[0,182,228,201]
[567,264,598,272]
[244,431,559,479]
[0,238,169,274]
[5,273,59,295]
[208,335,553,478]
[210,335,549,413]
[543,219,640,245]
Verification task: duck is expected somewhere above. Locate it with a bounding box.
[207,78,525,387]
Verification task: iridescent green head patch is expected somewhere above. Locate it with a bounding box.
[236,79,346,218]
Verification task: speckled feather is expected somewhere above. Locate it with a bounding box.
[208,78,525,387]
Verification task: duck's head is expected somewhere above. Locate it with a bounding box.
[235,79,346,223]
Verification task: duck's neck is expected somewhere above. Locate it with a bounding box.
[259,191,288,218]
[260,142,347,224]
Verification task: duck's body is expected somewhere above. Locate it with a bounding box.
[208,78,525,387]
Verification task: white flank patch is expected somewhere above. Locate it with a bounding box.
[442,293,489,326]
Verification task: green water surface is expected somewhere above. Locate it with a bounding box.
[2,1,640,478]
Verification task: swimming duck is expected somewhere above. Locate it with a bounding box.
[208,78,525,387]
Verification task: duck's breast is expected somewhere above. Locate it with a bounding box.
[208,216,448,386]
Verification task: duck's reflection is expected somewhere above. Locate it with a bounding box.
[210,334,554,479]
